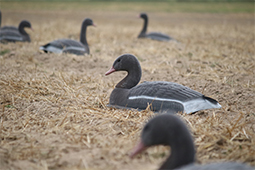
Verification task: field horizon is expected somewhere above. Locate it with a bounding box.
[1,1,254,13]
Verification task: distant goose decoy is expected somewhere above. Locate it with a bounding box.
[0,20,32,42]
[138,13,175,42]
[40,18,95,55]
[105,54,221,114]
[130,114,254,170]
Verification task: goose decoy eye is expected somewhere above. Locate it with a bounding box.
[117,59,121,62]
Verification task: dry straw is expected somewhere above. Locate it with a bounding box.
[0,10,254,170]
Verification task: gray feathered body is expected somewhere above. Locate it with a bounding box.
[39,39,88,55]
[0,29,30,42]
[109,81,221,114]
[143,32,173,42]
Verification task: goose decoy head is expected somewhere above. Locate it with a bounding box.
[139,13,148,20]
[19,20,32,29]
[141,116,170,146]
[105,54,140,75]
[130,114,175,158]
[83,18,96,27]
[130,114,195,161]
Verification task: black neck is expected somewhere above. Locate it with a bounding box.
[18,23,28,35]
[139,17,148,37]
[80,23,88,45]
[160,134,195,169]
[116,65,141,89]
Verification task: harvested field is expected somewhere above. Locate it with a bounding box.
[0,2,255,170]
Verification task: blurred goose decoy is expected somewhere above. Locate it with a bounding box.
[0,20,32,42]
[138,13,175,42]
[105,54,221,114]
[130,114,254,170]
[40,18,95,55]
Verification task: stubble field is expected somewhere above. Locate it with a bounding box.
[0,2,254,170]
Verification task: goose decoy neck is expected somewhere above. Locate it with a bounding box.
[105,54,142,89]
[131,114,195,169]
[18,20,31,35]
[116,70,141,89]
[138,13,148,38]
[80,18,94,46]
[160,138,195,169]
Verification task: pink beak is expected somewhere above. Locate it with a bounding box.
[129,140,148,159]
[105,67,116,76]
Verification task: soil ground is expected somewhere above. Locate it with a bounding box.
[0,4,254,170]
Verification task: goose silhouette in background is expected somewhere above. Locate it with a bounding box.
[0,20,32,42]
[105,54,221,114]
[138,13,175,42]
[130,114,254,170]
[40,18,95,55]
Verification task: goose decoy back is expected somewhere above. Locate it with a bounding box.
[105,54,221,114]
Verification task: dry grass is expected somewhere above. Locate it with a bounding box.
[0,7,254,170]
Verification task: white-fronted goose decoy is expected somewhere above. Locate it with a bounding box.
[130,114,254,170]
[39,18,95,55]
[0,20,32,42]
[105,54,221,114]
[138,13,175,42]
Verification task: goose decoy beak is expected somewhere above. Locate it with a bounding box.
[105,67,116,76]
[129,140,147,159]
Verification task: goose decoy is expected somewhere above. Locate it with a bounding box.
[39,18,95,55]
[138,13,175,42]
[130,114,254,170]
[0,20,32,42]
[105,54,221,114]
